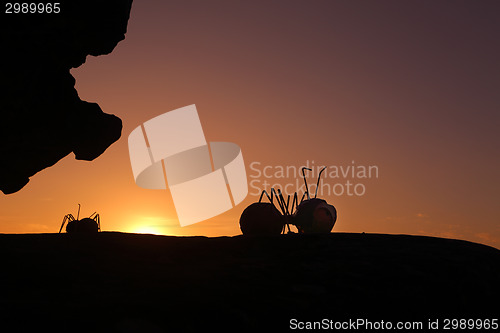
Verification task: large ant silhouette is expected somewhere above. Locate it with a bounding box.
[240,167,337,235]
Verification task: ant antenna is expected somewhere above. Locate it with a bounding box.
[77,203,81,220]
[314,167,327,198]
[302,167,312,200]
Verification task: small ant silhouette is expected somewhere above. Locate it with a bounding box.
[59,204,101,233]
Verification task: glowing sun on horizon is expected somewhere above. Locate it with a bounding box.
[132,225,164,235]
[128,216,175,235]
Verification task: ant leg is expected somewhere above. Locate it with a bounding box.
[260,189,287,216]
[273,188,287,216]
[259,190,272,203]
[59,216,67,233]
[276,189,290,216]
[59,214,74,233]
[290,193,299,214]
[284,194,291,216]
[299,192,306,204]
[95,214,101,232]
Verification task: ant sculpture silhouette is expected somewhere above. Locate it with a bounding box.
[240,166,337,235]
[59,204,101,233]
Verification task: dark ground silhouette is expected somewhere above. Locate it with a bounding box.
[0,0,133,194]
[0,232,498,332]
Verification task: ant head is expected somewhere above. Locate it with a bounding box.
[293,198,337,233]
[293,166,336,233]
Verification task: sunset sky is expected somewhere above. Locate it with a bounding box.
[1,1,498,248]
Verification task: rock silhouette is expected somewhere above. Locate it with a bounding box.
[0,0,133,194]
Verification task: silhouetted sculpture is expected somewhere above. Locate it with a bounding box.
[59,204,101,233]
[0,0,133,194]
[239,167,337,235]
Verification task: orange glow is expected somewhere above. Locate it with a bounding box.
[132,225,164,235]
